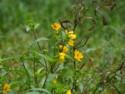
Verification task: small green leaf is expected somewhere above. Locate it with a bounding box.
[28,88,51,94]
[56,64,64,73]
[78,83,84,93]
[26,92,39,94]
[66,54,76,61]
[26,26,31,32]
[33,38,49,44]
[34,23,40,29]
[0,56,19,62]
[36,53,55,63]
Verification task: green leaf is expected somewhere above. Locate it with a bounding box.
[41,77,46,87]
[34,23,40,29]
[78,83,84,93]
[28,88,51,94]
[55,64,64,73]
[36,53,55,63]
[26,92,39,94]
[33,37,49,44]
[26,26,31,32]
[0,56,19,62]
[66,54,76,61]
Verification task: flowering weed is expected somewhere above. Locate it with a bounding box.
[0,0,125,94]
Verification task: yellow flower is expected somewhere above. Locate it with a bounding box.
[53,79,57,85]
[74,50,83,61]
[3,83,10,93]
[65,30,73,35]
[59,45,69,53]
[59,53,65,61]
[68,33,77,39]
[66,90,72,94]
[51,23,61,32]
[68,40,74,46]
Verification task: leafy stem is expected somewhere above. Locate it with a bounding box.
[32,30,41,51]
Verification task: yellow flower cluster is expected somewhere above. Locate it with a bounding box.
[68,33,76,40]
[74,50,83,61]
[59,45,69,62]
[3,83,10,93]
[51,24,84,62]
[65,30,77,47]
[51,23,61,32]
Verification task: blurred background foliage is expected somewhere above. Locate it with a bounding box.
[0,0,124,60]
[0,0,125,93]
[0,0,71,57]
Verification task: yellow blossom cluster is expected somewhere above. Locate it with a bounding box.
[65,30,83,61]
[59,45,69,62]
[65,30,77,47]
[51,23,83,62]
[68,33,76,40]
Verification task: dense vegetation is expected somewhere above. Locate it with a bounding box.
[0,0,125,94]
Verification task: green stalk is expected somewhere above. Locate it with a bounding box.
[20,58,30,89]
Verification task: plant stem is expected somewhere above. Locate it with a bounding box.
[20,58,30,89]
[72,47,78,91]
[42,69,51,88]
[32,30,41,51]
[33,60,39,88]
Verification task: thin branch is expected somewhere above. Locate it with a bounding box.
[77,37,89,48]
[59,19,66,30]
[32,30,42,51]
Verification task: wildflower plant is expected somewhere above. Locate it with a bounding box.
[0,0,125,94]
